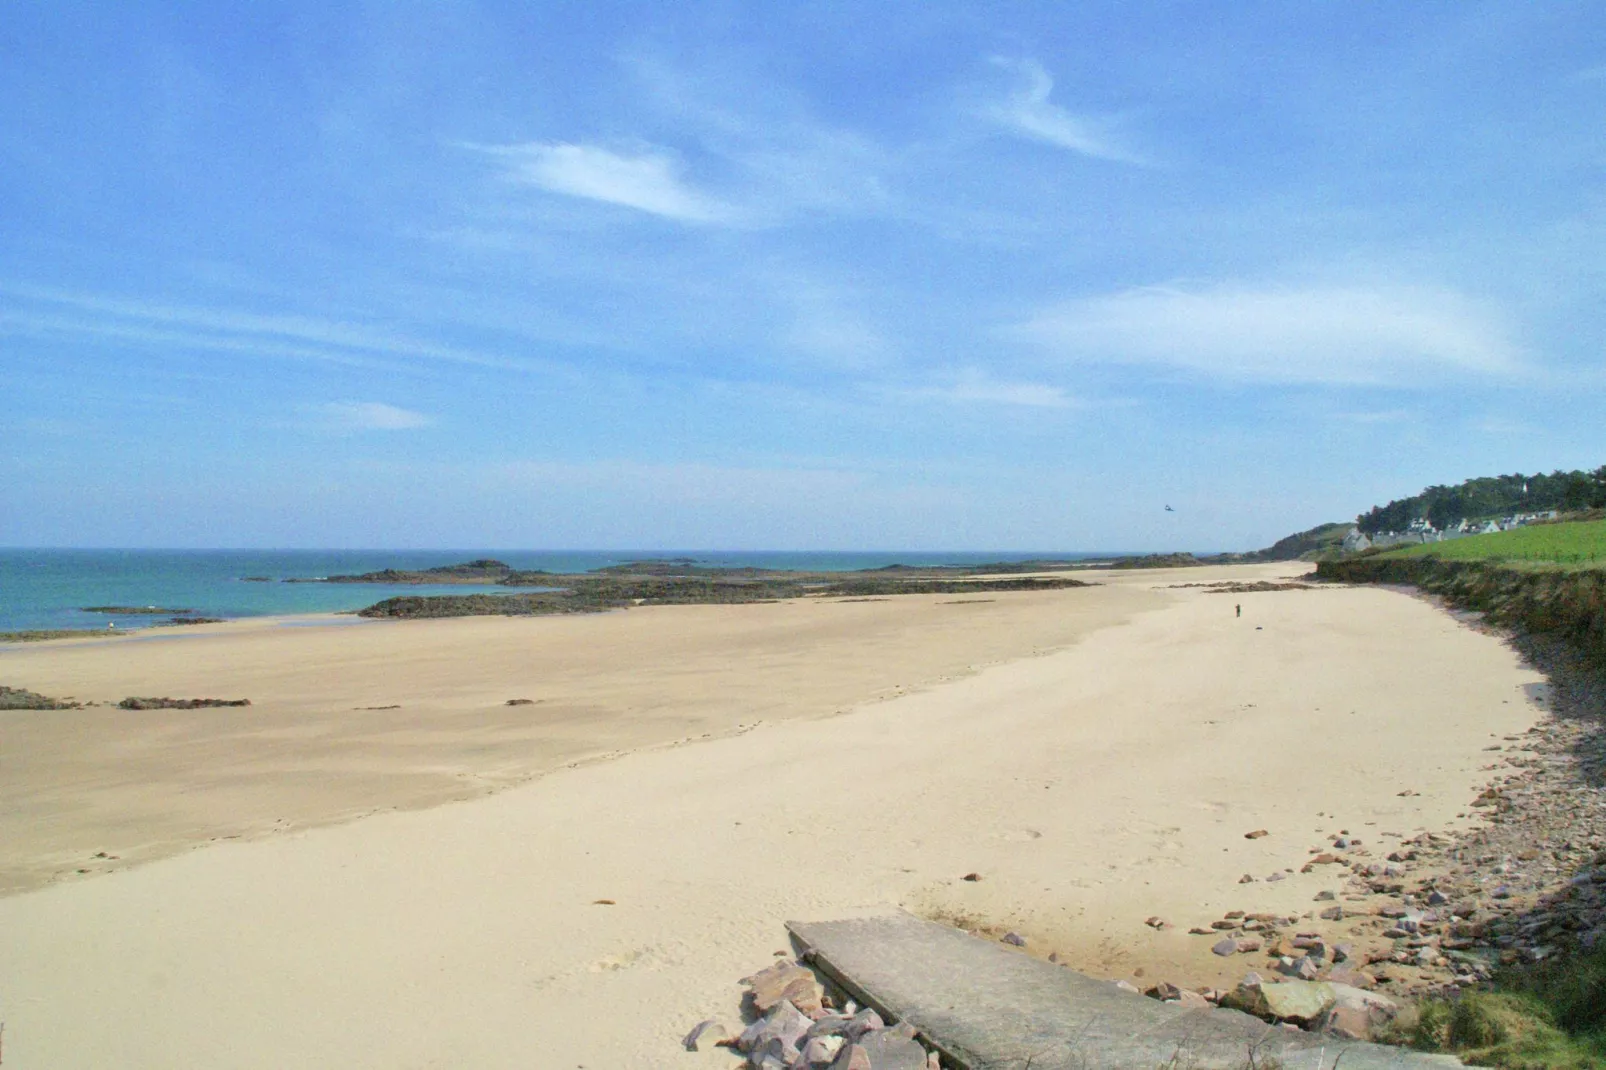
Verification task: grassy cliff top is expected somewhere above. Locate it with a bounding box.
[1378,517,1606,567]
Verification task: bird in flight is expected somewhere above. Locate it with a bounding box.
[1165,504,1175,512]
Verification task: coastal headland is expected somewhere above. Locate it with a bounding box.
[0,561,1553,1066]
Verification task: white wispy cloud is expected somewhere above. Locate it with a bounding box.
[1015,282,1520,384]
[0,284,541,373]
[483,141,733,224]
[901,369,1075,408]
[317,401,433,431]
[1335,409,1413,424]
[979,58,1144,164]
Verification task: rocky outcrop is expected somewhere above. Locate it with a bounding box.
[0,685,81,710]
[117,696,251,710]
[358,574,1092,619]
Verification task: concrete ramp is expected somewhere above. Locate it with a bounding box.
[787,913,1460,1070]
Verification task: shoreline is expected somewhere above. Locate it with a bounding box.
[0,562,1555,1066]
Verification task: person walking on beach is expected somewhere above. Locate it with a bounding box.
[1235,604,1241,618]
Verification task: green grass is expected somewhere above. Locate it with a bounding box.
[1387,946,1606,1068]
[1378,518,1606,567]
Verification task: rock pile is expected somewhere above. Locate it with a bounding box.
[683,959,938,1069]
[1133,971,1400,1042]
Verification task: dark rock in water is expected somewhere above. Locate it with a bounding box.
[318,559,516,584]
[118,696,251,710]
[240,576,273,582]
[83,605,195,615]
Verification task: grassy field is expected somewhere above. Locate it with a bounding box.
[1379,518,1606,567]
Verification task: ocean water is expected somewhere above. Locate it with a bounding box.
[0,549,1115,633]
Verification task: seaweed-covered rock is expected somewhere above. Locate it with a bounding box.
[0,685,80,710]
[118,696,251,710]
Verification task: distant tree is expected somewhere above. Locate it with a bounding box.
[1358,465,1603,533]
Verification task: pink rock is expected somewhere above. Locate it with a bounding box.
[801,1034,845,1065]
[830,1043,872,1070]
[844,1008,884,1041]
[739,1000,812,1054]
[746,961,825,1014]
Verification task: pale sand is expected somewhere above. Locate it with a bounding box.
[0,565,1547,1067]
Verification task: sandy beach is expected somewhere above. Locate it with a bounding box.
[0,563,1547,1067]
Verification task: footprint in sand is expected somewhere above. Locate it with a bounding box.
[590,945,669,973]
[999,828,1043,842]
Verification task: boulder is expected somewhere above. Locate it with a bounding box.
[747,961,825,1015]
[1315,984,1398,1041]
[749,1036,800,1069]
[857,1023,928,1070]
[806,1013,852,1039]
[1225,980,1337,1024]
[844,1009,884,1040]
[801,1035,846,1066]
[738,1000,812,1054]
[830,1044,873,1070]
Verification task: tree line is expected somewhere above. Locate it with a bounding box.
[1356,466,1606,535]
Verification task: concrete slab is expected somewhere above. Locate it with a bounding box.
[788,913,1460,1070]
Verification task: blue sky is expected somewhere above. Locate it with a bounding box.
[3,2,1603,550]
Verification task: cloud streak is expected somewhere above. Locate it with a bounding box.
[1016,282,1519,384]
[980,58,1144,164]
[899,369,1075,408]
[484,141,733,223]
[317,401,433,431]
[0,284,544,374]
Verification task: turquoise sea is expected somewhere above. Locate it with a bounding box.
[0,549,1117,633]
